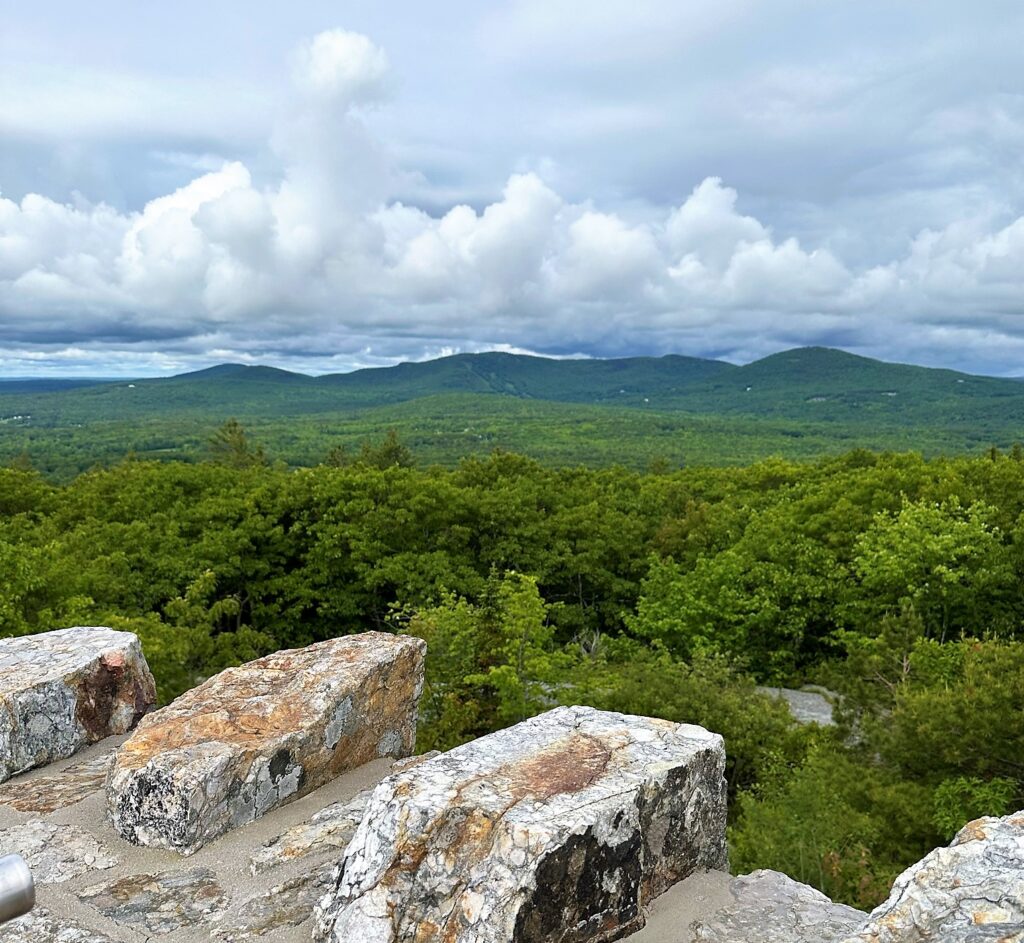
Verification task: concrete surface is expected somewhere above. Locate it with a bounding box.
[624,870,734,942]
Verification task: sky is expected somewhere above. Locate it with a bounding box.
[2,1,1024,377]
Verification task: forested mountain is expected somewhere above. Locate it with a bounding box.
[2,346,1023,477]
[1,350,737,421]
[4,346,1021,419]
[317,350,735,405]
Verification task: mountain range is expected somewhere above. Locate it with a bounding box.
[2,347,1023,475]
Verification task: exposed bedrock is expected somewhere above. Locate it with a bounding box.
[841,809,1024,943]
[0,626,155,783]
[106,631,425,855]
[314,704,728,943]
[690,869,865,942]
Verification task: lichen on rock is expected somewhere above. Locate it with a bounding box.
[314,704,728,943]
[106,631,425,855]
[0,627,155,783]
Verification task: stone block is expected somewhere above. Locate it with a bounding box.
[314,704,728,943]
[107,632,425,855]
[0,626,155,783]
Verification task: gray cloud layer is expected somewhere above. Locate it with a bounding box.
[2,5,1024,376]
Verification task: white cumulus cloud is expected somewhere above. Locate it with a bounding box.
[4,28,1024,376]
[292,29,392,107]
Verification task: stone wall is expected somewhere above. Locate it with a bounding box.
[314,706,728,942]
[107,632,425,855]
[1,626,1021,943]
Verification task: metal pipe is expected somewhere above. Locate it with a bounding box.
[0,854,34,925]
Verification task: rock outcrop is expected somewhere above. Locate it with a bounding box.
[756,686,836,726]
[841,810,1024,943]
[77,867,229,935]
[691,870,865,942]
[0,821,117,884]
[106,632,425,855]
[0,627,155,783]
[213,865,336,941]
[314,704,728,943]
[0,908,119,943]
[5,624,1020,943]
[0,749,114,814]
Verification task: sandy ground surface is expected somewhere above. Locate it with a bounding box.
[624,870,734,943]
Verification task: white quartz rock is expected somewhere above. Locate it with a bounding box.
[841,810,1024,943]
[107,632,425,855]
[314,705,728,943]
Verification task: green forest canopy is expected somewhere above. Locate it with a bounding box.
[2,437,1023,908]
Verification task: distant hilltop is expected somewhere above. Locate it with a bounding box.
[3,346,1018,412]
[4,345,1024,476]
[128,345,1023,388]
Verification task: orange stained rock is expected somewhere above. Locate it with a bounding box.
[499,733,612,801]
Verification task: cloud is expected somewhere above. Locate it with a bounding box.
[291,30,392,107]
[551,211,662,302]
[666,178,768,268]
[3,26,1024,376]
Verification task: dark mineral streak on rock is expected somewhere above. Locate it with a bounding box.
[516,824,644,943]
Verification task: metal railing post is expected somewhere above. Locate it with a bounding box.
[0,854,34,925]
